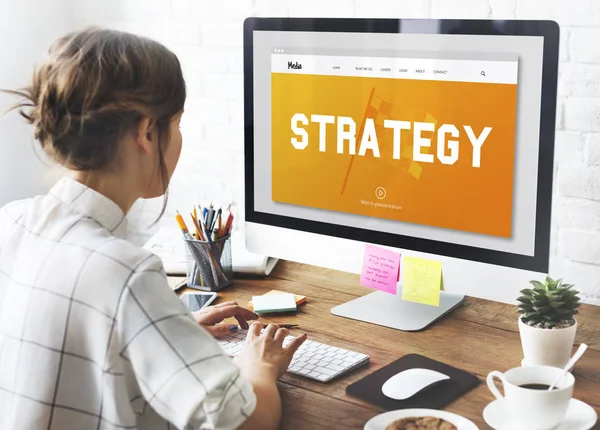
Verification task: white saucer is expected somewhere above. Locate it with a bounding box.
[483,398,597,430]
[364,408,478,430]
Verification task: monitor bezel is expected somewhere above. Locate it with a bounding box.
[243,18,559,273]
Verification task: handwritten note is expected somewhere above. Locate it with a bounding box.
[360,244,400,294]
[402,256,442,306]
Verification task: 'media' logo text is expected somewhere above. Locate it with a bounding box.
[288,61,302,70]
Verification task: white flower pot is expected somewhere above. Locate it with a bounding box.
[518,317,577,368]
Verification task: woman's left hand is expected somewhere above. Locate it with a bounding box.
[192,301,259,338]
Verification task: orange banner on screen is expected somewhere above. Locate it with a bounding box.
[271,73,517,238]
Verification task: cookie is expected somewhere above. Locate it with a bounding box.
[385,416,458,430]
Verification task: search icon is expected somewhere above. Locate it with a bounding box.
[481,71,486,77]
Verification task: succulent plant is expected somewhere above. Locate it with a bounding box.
[517,276,581,329]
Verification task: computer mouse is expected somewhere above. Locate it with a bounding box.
[382,368,450,400]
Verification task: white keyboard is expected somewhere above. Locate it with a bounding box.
[218,329,370,382]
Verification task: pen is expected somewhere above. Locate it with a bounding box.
[206,207,215,233]
[275,324,299,329]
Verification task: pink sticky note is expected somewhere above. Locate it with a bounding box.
[360,244,400,294]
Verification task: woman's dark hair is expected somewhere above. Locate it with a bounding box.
[3,27,186,217]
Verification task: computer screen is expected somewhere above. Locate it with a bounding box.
[245,19,557,274]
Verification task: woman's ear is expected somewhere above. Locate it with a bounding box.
[135,116,154,154]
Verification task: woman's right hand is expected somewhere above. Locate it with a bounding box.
[233,322,307,381]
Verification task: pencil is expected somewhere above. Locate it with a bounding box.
[175,211,192,239]
[216,211,222,238]
[221,211,230,237]
[225,213,234,234]
[190,212,204,241]
[198,212,211,242]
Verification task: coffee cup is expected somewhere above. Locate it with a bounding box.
[486,365,574,430]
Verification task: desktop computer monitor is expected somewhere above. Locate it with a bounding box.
[243,18,559,331]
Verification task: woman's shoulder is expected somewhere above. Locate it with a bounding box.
[94,235,165,277]
[0,197,32,220]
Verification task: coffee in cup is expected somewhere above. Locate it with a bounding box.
[486,365,574,430]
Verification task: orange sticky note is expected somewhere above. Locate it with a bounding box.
[248,290,306,311]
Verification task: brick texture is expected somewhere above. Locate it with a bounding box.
[68,0,600,304]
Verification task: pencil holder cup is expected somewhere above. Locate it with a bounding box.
[184,235,233,291]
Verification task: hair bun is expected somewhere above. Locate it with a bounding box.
[3,27,186,172]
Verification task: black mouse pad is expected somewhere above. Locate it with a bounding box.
[346,354,479,410]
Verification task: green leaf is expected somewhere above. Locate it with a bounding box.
[534,305,552,313]
[530,280,546,290]
[543,314,560,323]
[549,301,566,308]
[519,304,535,313]
[528,317,543,326]
[517,296,533,304]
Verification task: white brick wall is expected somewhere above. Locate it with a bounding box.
[72,0,600,304]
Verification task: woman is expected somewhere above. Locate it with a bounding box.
[0,27,305,430]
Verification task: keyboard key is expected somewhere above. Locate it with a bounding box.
[314,366,336,376]
[217,331,369,382]
[326,363,345,372]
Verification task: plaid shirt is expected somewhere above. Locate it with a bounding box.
[0,178,256,430]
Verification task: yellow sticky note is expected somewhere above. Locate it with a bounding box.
[401,256,442,307]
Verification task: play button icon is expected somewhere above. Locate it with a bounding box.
[375,187,386,199]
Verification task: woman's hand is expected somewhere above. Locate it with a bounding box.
[233,322,307,381]
[192,301,258,338]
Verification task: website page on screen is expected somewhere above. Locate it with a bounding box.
[253,32,544,256]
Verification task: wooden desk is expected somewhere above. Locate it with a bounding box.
[171,261,600,429]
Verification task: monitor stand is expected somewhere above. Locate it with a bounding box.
[330,289,465,332]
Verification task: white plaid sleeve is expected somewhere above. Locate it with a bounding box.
[115,255,257,430]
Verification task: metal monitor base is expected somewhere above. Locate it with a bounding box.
[331,289,465,332]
